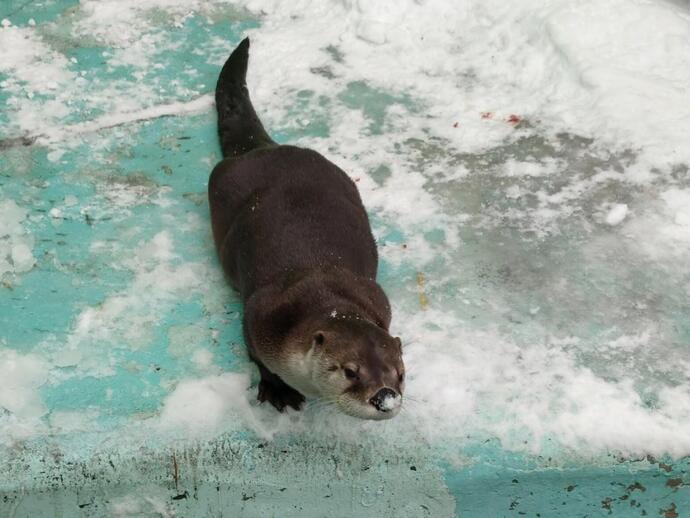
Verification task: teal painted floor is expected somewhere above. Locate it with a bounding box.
[1,0,689,516]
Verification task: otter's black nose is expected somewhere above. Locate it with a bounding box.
[370,388,397,412]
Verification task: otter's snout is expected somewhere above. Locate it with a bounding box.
[370,388,400,413]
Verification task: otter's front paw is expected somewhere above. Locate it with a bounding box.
[257,380,305,411]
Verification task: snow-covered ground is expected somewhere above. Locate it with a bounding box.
[1,0,689,485]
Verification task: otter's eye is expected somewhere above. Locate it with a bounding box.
[313,332,325,346]
[343,367,358,380]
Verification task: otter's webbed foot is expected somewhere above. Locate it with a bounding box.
[256,364,305,411]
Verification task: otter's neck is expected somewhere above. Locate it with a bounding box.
[281,267,390,330]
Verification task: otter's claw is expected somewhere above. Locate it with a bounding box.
[257,379,305,411]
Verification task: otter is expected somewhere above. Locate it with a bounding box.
[207,38,404,420]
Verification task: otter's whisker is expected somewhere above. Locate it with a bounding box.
[305,398,337,412]
[400,336,421,349]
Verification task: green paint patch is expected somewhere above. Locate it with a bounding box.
[281,89,333,139]
[0,0,79,26]
[443,454,690,517]
[338,81,419,135]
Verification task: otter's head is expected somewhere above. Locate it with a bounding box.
[309,314,405,420]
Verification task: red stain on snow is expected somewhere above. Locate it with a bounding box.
[506,114,521,125]
[481,112,493,119]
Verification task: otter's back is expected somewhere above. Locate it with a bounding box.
[209,146,378,297]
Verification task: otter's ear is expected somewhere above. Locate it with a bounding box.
[313,332,326,347]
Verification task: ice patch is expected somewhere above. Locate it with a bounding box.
[0,7,214,150]
[74,0,232,46]
[0,200,36,278]
[0,349,49,446]
[503,158,563,178]
[0,23,77,140]
[168,324,209,359]
[49,409,101,434]
[40,95,214,145]
[0,349,48,419]
[50,231,210,376]
[661,188,690,228]
[622,188,690,260]
[191,349,214,370]
[110,493,174,518]
[0,24,74,95]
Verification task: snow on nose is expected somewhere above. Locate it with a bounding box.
[370,388,400,412]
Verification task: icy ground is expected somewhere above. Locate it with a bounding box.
[1,0,689,515]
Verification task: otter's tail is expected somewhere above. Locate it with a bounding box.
[216,38,275,158]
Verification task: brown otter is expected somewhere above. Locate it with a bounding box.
[207,38,404,420]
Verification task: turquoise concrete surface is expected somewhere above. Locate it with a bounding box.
[1,1,689,516]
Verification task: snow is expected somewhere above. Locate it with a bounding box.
[47,231,212,377]
[43,95,214,145]
[398,309,690,458]
[379,393,399,412]
[621,188,690,260]
[0,350,49,446]
[605,203,628,226]
[503,159,563,178]
[110,493,175,518]
[157,373,278,440]
[0,200,36,278]
[0,350,48,420]
[191,349,214,370]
